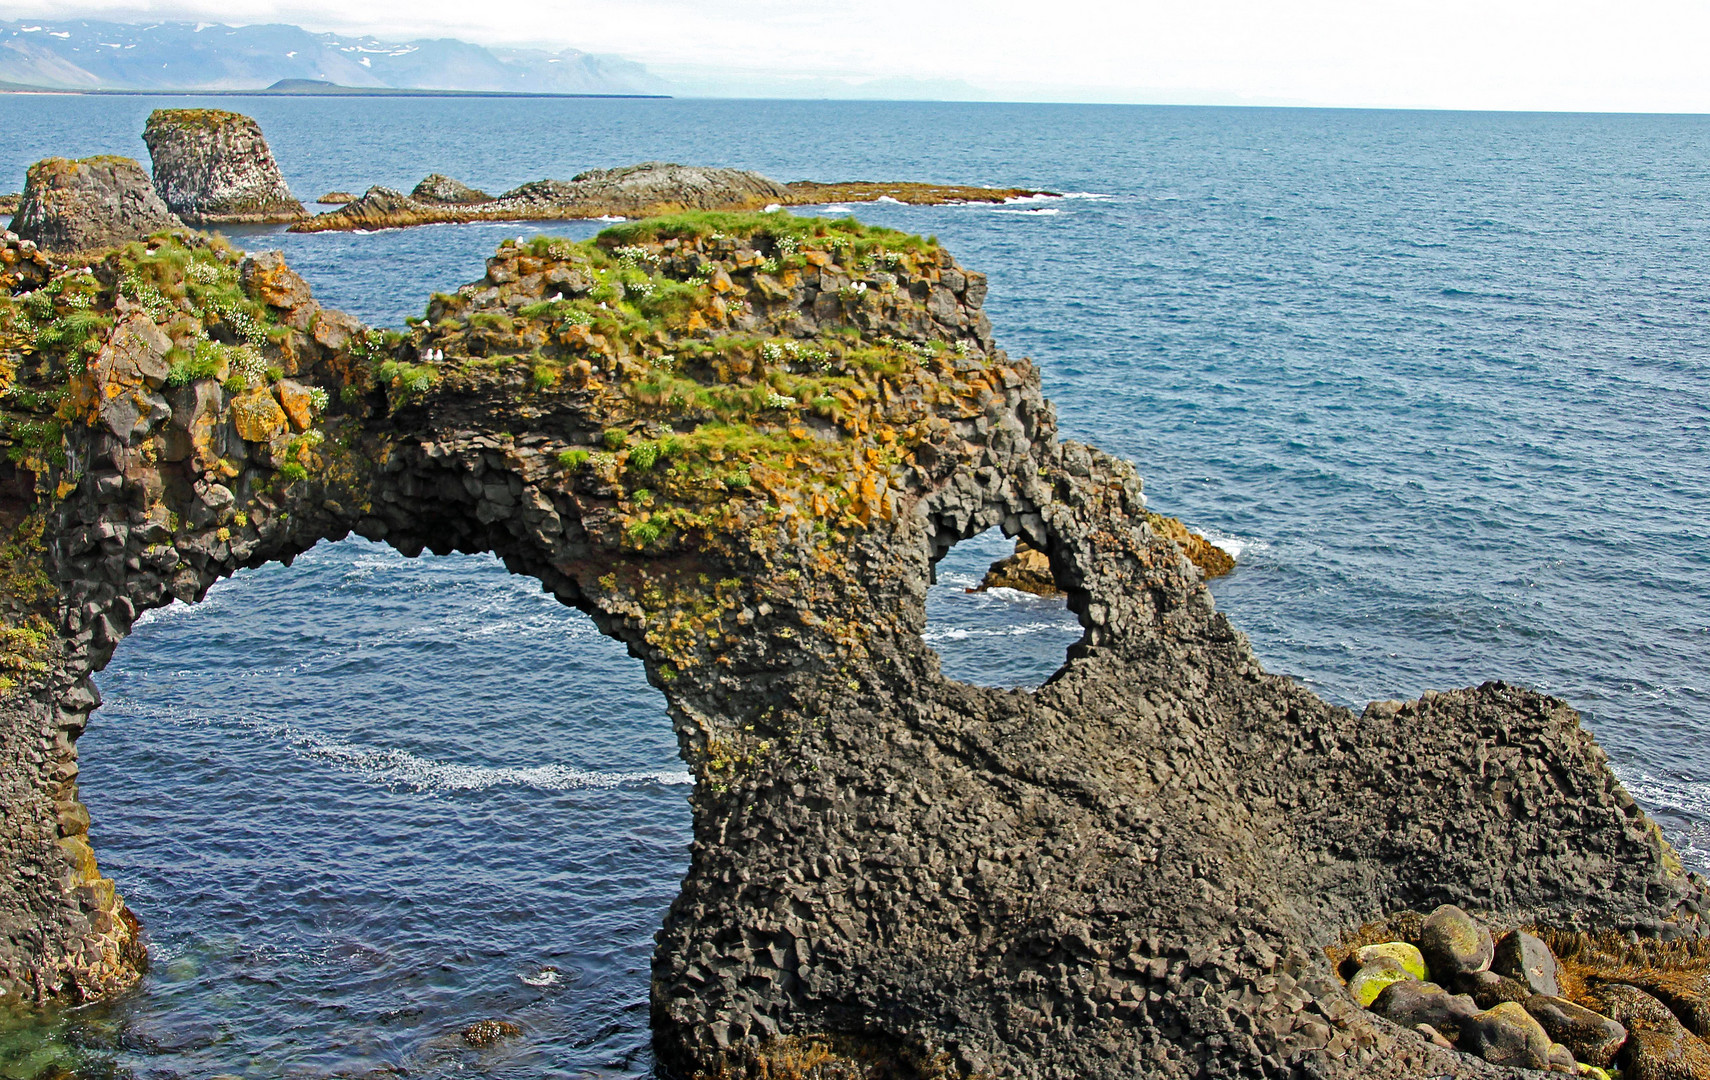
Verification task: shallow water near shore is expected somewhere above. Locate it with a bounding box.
[1,97,1707,1077]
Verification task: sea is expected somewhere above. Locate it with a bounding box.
[0,96,1705,1079]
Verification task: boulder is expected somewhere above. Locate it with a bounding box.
[1372,979,1480,1042]
[412,174,492,205]
[1493,929,1562,996]
[1453,968,1535,1009]
[1420,904,1495,977]
[10,156,182,252]
[1590,983,1710,1080]
[1357,941,1430,982]
[1459,1001,1552,1069]
[142,109,305,225]
[1348,954,1416,1007]
[1525,995,1628,1069]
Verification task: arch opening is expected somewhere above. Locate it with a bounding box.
[54,538,690,1079]
[923,526,1083,689]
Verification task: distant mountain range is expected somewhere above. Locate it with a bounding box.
[0,19,668,95]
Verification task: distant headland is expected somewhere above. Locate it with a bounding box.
[0,18,666,96]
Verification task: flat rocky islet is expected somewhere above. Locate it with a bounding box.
[0,109,1707,1079]
[290,165,1056,233]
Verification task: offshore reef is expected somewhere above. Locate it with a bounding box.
[0,113,1707,1079]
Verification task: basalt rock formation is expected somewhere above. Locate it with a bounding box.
[9,157,183,253]
[141,108,307,225]
[411,173,492,205]
[0,211,1706,1079]
[293,165,1054,233]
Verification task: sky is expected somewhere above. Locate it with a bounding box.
[8,0,1710,111]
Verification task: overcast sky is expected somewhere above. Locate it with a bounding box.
[11,0,1710,111]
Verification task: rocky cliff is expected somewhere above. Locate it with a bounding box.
[9,156,183,253]
[141,108,306,225]
[0,213,1704,1078]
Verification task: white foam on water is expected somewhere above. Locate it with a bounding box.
[875,196,904,204]
[922,620,1077,644]
[291,730,692,792]
[995,207,1062,216]
[595,215,626,222]
[823,204,855,214]
[1002,191,1114,205]
[1193,528,1266,561]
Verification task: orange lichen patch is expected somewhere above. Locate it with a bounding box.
[1145,511,1236,579]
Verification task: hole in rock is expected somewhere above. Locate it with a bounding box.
[925,526,1084,688]
[73,538,690,1079]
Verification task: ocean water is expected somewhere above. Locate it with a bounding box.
[0,96,1706,1077]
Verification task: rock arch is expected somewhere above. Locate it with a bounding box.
[0,219,1704,1079]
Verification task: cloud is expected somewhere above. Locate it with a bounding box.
[8,0,1710,110]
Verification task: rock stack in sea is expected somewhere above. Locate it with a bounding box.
[1341,904,1710,1076]
[141,108,306,225]
[8,156,182,252]
[1,200,1706,1076]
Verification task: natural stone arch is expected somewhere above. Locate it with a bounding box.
[0,217,1704,1080]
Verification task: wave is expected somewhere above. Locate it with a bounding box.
[1192,528,1266,561]
[1003,191,1113,204]
[288,728,692,792]
[995,207,1062,217]
[923,620,1079,644]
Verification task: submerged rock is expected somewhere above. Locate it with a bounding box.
[142,108,306,225]
[10,156,181,252]
[460,1019,521,1047]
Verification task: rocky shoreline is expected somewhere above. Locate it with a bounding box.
[0,113,1705,1079]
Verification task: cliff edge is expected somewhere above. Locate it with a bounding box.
[0,213,1703,1078]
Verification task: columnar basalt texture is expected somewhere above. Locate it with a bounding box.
[0,214,1705,1077]
[141,108,306,225]
[10,156,183,253]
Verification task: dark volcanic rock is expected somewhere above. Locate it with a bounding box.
[10,156,181,252]
[1492,929,1561,996]
[1524,995,1628,1069]
[1421,904,1496,978]
[142,108,306,224]
[1373,980,1481,1042]
[1458,1001,1552,1069]
[1591,983,1710,1080]
[412,174,492,205]
[0,218,1704,1078]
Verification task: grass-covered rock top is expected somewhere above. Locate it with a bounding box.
[400,210,1011,557]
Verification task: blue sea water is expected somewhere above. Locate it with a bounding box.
[0,96,1706,1077]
